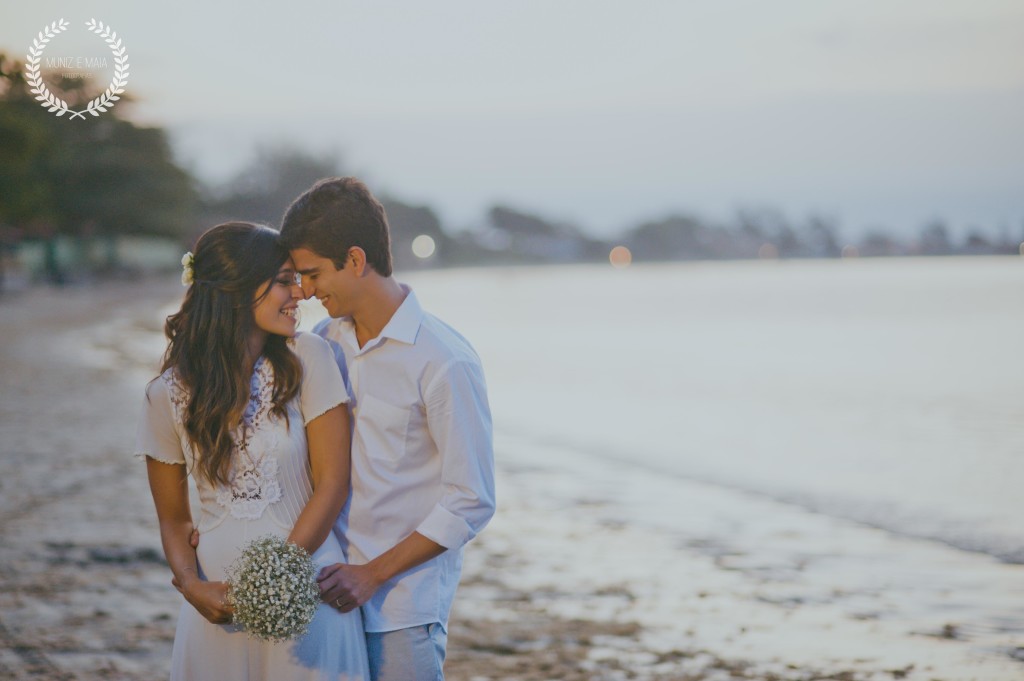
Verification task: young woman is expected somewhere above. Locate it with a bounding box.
[134,222,369,680]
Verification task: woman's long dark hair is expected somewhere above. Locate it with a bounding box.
[161,222,302,487]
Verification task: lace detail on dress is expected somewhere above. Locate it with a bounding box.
[162,359,284,520]
[237,357,275,453]
[217,358,282,519]
[214,449,282,519]
[163,370,189,424]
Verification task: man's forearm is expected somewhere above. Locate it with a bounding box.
[367,531,447,584]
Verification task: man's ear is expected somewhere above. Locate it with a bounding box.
[348,247,368,276]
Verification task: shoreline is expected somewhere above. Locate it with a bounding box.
[455,434,1024,680]
[1,276,1022,680]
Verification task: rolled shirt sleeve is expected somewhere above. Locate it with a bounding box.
[416,358,496,550]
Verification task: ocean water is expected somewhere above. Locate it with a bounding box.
[395,256,1024,565]
[124,255,1024,670]
[394,256,1024,670]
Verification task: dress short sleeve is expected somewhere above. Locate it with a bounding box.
[133,376,186,465]
[293,332,350,426]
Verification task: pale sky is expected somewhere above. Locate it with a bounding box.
[5,1,1024,238]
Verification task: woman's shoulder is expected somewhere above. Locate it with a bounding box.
[144,368,188,413]
[289,331,333,359]
[288,332,335,374]
[144,368,173,395]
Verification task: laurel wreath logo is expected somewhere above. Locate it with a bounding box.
[25,18,130,120]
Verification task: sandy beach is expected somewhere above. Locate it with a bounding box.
[1,273,1022,681]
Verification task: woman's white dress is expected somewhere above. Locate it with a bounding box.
[134,332,369,681]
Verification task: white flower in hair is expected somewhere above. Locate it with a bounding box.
[181,251,195,286]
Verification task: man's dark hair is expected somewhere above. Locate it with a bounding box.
[279,177,393,277]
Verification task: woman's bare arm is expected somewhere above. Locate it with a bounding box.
[286,405,352,554]
[146,458,232,624]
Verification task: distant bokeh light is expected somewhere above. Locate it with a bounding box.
[412,234,436,259]
[609,245,632,268]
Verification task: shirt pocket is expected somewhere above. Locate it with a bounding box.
[355,393,411,466]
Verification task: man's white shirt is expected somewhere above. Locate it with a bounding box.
[313,285,495,633]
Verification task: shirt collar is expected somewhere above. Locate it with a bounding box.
[336,284,423,354]
[378,284,423,345]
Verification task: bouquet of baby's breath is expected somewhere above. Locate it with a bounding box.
[225,535,320,642]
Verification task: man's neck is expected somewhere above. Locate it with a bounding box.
[351,277,407,349]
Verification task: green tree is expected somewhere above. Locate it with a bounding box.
[0,53,58,227]
[381,197,450,270]
[0,52,197,281]
[917,220,952,256]
[628,214,718,260]
[488,205,603,262]
[203,146,343,227]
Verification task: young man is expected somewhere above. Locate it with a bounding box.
[279,177,496,681]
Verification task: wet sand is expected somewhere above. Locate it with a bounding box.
[1,277,1020,680]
